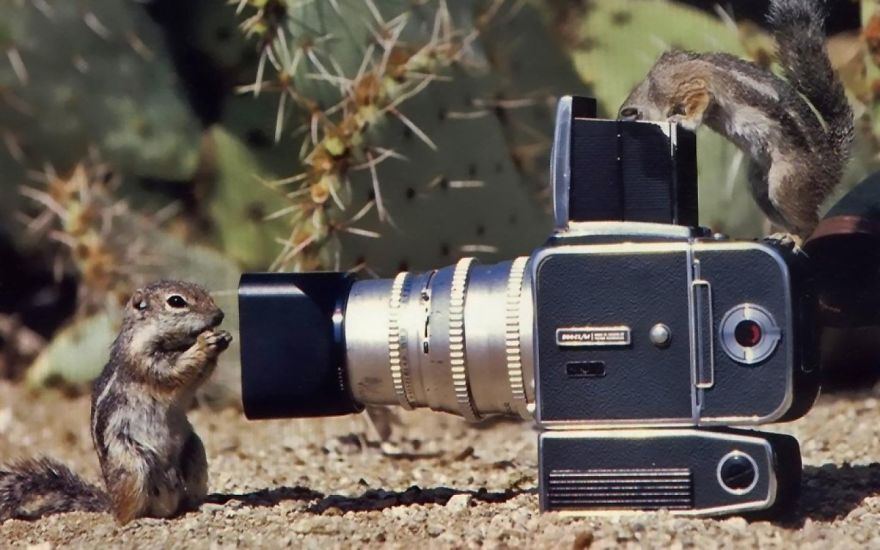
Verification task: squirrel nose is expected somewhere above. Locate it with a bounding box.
[619,107,640,120]
[212,310,225,326]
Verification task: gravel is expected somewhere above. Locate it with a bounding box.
[2,380,880,548]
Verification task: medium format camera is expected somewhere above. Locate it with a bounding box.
[239,96,820,516]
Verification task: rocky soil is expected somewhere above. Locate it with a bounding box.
[2,380,880,549]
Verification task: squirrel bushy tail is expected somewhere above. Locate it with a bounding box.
[768,0,854,166]
[0,458,109,521]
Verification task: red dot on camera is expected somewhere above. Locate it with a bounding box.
[734,320,762,348]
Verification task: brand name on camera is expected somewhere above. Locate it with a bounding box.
[556,326,632,347]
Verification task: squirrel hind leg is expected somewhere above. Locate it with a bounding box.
[766,162,821,239]
[105,465,184,524]
[747,162,790,228]
[0,458,109,521]
[179,431,208,510]
[747,160,817,238]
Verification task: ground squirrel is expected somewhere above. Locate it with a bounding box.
[0,280,231,524]
[619,0,854,240]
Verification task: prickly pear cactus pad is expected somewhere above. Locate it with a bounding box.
[0,0,201,236]
[217,0,589,273]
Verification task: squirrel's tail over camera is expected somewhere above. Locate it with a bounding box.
[0,458,109,521]
[768,0,854,166]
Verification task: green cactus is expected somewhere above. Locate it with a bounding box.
[26,312,117,390]
[0,0,201,237]
[202,0,588,274]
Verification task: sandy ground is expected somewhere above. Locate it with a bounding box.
[1,381,880,549]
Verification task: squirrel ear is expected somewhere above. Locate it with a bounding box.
[669,78,711,128]
[130,289,148,311]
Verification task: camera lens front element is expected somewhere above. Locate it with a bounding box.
[719,304,781,365]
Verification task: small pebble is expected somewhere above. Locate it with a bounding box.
[445,494,472,513]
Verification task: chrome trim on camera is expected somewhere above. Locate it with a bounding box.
[449,257,480,421]
[719,304,781,365]
[505,257,532,419]
[555,325,631,347]
[691,274,715,389]
[345,278,397,406]
[388,272,415,409]
[716,450,760,496]
[565,221,694,239]
[551,96,573,231]
[693,240,795,425]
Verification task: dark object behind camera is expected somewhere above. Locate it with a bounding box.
[806,172,880,389]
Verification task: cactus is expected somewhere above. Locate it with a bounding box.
[0,0,201,238]
[25,312,117,390]
[206,0,589,273]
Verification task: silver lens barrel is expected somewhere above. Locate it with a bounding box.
[344,257,535,420]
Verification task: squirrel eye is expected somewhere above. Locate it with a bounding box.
[166,295,187,308]
[619,107,640,120]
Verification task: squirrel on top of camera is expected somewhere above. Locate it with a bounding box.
[619,0,854,242]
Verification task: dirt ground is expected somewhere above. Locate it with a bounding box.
[1,380,880,549]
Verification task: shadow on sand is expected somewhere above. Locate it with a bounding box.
[207,463,880,521]
[207,485,533,514]
[773,462,880,526]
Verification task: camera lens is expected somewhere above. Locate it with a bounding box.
[239,258,536,422]
[717,451,759,494]
[345,257,536,420]
[733,320,762,348]
[719,304,781,365]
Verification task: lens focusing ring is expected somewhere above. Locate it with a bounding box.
[449,257,480,420]
[505,257,531,419]
[388,272,415,409]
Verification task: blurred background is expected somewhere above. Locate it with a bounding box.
[0,0,869,404]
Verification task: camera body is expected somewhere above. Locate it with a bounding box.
[238,96,820,517]
[533,234,816,427]
[528,96,818,514]
[537,97,817,429]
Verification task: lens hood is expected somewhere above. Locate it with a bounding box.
[238,272,362,419]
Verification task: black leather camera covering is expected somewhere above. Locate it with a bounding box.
[534,247,693,423]
[533,240,817,425]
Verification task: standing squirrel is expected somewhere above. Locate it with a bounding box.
[0,281,232,524]
[619,0,854,240]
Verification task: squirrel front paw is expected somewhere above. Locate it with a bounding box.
[198,330,232,355]
[763,232,805,254]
